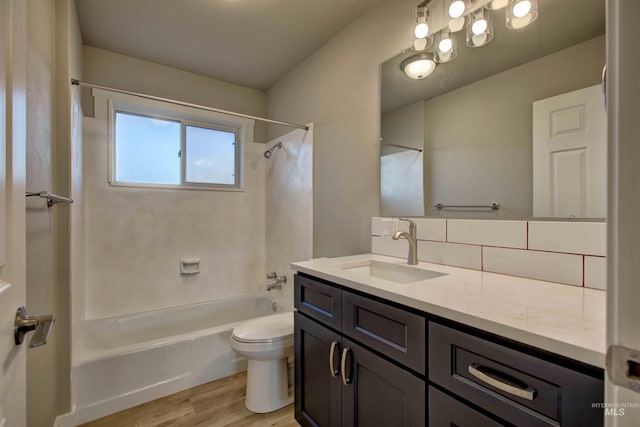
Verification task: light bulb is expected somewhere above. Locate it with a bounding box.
[472,19,488,35]
[449,1,465,19]
[438,38,453,53]
[449,17,466,32]
[513,0,532,18]
[415,22,429,38]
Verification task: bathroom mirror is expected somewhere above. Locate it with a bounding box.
[380,0,606,219]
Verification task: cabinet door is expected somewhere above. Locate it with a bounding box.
[429,386,506,427]
[342,339,425,427]
[295,312,342,427]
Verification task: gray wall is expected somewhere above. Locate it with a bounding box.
[424,35,604,217]
[266,0,420,257]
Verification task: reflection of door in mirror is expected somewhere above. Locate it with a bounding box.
[533,85,606,218]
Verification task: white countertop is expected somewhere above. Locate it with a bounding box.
[291,254,606,368]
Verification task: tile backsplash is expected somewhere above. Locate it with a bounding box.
[371,217,606,289]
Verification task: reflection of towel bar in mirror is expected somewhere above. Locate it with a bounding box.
[26,191,74,208]
[380,141,423,153]
[435,203,500,211]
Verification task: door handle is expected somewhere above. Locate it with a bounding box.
[329,341,340,377]
[14,306,56,348]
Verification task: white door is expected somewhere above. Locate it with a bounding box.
[533,84,607,218]
[605,1,640,426]
[0,0,27,426]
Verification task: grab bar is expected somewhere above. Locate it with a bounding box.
[26,191,74,208]
[435,203,500,211]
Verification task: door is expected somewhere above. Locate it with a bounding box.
[341,339,425,427]
[533,84,607,218]
[295,312,342,427]
[605,1,640,426]
[0,0,27,426]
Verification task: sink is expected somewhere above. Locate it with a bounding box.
[340,260,447,284]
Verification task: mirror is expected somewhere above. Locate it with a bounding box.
[380,0,606,219]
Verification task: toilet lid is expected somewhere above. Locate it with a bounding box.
[232,312,294,343]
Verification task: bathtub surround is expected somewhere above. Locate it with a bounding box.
[372,217,606,289]
[265,125,314,312]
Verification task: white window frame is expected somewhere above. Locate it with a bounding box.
[93,88,254,192]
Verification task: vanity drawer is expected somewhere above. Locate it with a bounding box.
[429,322,603,427]
[428,386,505,427]
[343,291,425,374]
[294,274,342,330]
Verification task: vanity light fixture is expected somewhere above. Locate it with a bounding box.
[434,29,457,63]
[506,0,538,29]
[400,53,437,79]
[466,7,494,47]
[413,1,434,51]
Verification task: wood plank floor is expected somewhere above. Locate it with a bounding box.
[79,372,299,427]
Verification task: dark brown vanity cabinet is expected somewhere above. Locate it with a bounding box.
[294,273,604,427]
[294,275,426,427]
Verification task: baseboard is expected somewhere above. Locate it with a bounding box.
[53,407,76,427]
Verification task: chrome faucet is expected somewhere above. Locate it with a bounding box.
[266,273,287,291]
[392,218,418,265]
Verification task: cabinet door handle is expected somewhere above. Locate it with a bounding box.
[468,363,536,401]
[329,341,340,377]
[341,347,353,386]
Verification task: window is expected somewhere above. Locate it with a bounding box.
[112,110,241,190]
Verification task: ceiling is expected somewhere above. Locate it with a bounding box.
[75,0,384,90]
[381,0,605,113]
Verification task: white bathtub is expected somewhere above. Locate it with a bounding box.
[73,295,279,424]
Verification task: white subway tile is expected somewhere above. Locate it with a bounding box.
[414,218,446,242]
[584,256,606,290]
[417,241,482,270]
[447,220,527,248]
[371,236,407,259]
[371,217,399,237]
[482,247,583,286]
[528,221,606,256]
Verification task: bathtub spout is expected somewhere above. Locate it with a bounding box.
[267,275,287,291]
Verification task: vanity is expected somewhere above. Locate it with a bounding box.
[292,254,605,427]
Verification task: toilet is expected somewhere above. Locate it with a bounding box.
[230,311,294,413]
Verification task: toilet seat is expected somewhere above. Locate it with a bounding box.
[231,312,293,344]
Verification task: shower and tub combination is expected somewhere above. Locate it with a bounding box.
[73,295,287,423]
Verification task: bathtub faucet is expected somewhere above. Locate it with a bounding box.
[266,273,287,291]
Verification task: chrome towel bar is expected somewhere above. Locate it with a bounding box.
[26,191,74,208]
[435,203,500,211]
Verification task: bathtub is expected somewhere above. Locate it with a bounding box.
[73,295,280,424]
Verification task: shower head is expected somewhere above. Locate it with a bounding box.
[264,142,282,159]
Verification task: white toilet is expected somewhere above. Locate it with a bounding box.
[230,311,294,413]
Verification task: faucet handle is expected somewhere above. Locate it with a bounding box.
[266,272,277,280]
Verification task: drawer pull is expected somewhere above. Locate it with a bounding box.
[468,363,536,401]
[341,347,353,386]
[329,341,340,377]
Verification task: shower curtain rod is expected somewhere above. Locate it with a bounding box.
[70,79,310,131]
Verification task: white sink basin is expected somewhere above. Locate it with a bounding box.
[340,260,447,284]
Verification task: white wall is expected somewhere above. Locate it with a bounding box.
[83,92,265,319]
[266,0,421,257]
[265,125,314,311]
